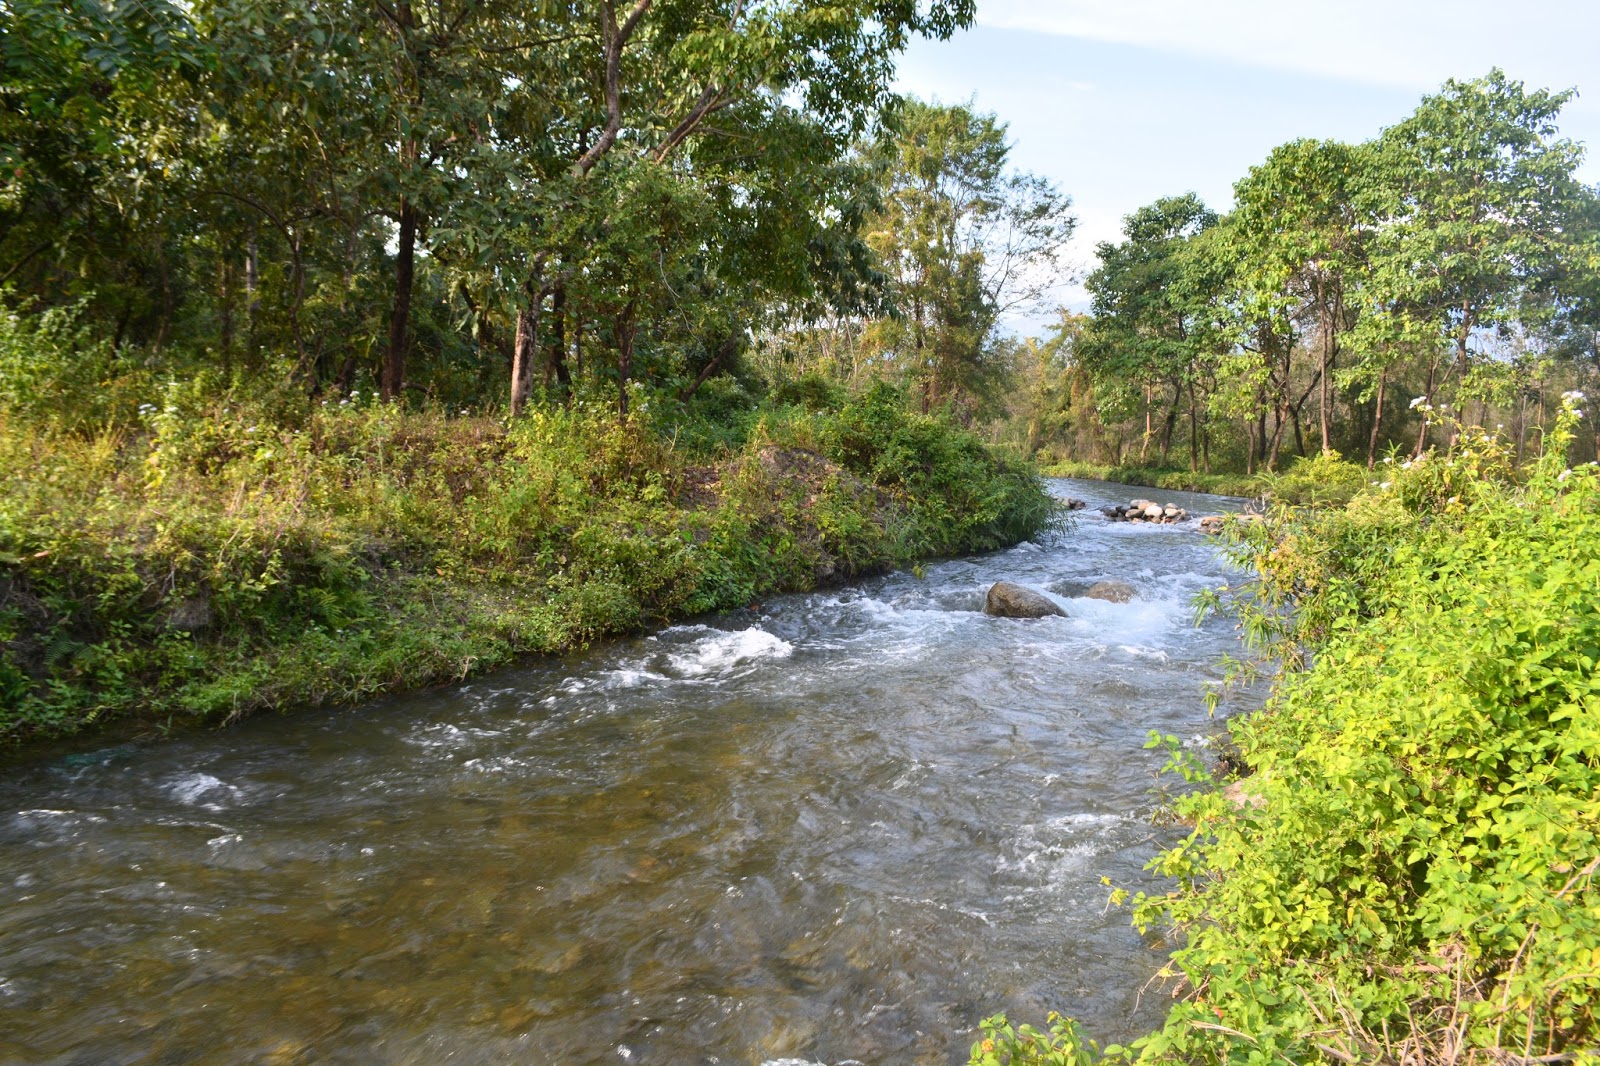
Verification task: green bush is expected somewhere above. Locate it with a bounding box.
[1254,448,1370,506]
[976,401,1600,1064]
[1037,459,1260,498]
[0,351,1053,745]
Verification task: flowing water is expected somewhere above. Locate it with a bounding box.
[0,480,1256,1066]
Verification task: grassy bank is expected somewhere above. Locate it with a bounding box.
[0,332,1053,747]
[1038,459,1260,498]
[1040,453,1377,508]
[977,407,1600,1063]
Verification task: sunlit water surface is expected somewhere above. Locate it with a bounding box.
[0,479,1255,1065]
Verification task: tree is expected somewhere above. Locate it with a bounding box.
[1364,70,1589,450]
[1232,139,1371,455]
[1079,194,1220,465]
[863,99,1073,416]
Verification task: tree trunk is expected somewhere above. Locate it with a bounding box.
[680,332,740,402]
[1187,379,1198,473]
[913,292,931,414]
[289,229,313,384]
[1139,383,1152,463]
[1319,308,1332,453]
[1414,355,1439,458]
[1159,387,1178,465]
[245,235,260,353]
[615,304,636,417]
[383,198,417,402]
[219,253,234,363]
[1367,368,1387,469]
[510,278,542,417]
[544,283,570,395]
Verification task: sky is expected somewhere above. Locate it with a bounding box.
[891,0,1600,325]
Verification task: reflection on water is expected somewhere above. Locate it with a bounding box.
[0,480,1255,1065]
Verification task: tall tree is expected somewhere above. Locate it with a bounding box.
[1232,139,1371,454]
[864,99,1073,416]
[1079,194,1218,464]
[1365,70,1589,447]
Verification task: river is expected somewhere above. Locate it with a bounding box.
[0,479,1251,1065]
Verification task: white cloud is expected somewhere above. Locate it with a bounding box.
[976,0,1600,95]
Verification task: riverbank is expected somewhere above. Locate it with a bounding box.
[1038,460,1259,498]
[0,382,1053,748]
[1040,451,1376,508]
[980,411,1600,1063]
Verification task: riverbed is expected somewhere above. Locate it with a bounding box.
[0,479,1251,1065]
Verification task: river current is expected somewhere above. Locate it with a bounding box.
[0,479,1252,1065]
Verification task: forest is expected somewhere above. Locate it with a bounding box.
[1016,70,1600,481]
[6,2,1597,479]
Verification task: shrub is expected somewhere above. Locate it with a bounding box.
[975,399,1600,1064]
[0,346,1053,744]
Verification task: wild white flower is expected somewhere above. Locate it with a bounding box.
[1447,496,1459,505]
[1380,481,1392,490]
[1409,395,1427,409]
[1562,390,1585,403]
[1558,468,1571,482]
[1382,456,1393,464]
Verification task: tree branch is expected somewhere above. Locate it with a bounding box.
[652,87,726,164]
[574,0,653,176]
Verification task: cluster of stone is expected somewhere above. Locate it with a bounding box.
[1100,498,1189,524]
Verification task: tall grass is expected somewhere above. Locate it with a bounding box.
[0,318,1054,745]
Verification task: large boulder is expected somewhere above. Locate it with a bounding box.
[984,581,1067,619]
[1086,580,1137,604]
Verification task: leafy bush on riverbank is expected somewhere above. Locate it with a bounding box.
[1038,460,1259,498]
[978,401,1600,1063]
[0,321,1052,746]
[1040,452,1370,506]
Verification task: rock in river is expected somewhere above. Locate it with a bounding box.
[1086,580,1137,603]
[984,581,1067,619]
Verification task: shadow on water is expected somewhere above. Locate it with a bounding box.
[0,479,1261,1065]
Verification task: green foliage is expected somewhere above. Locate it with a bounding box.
[987,400,1600,1064]
[1026,70,1600,478]
[1253,449,1369,506]
[0,353,1051,745]
[862,99,1075,416]
[1037,460,1260,498]
[969,1012,1117,1066]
